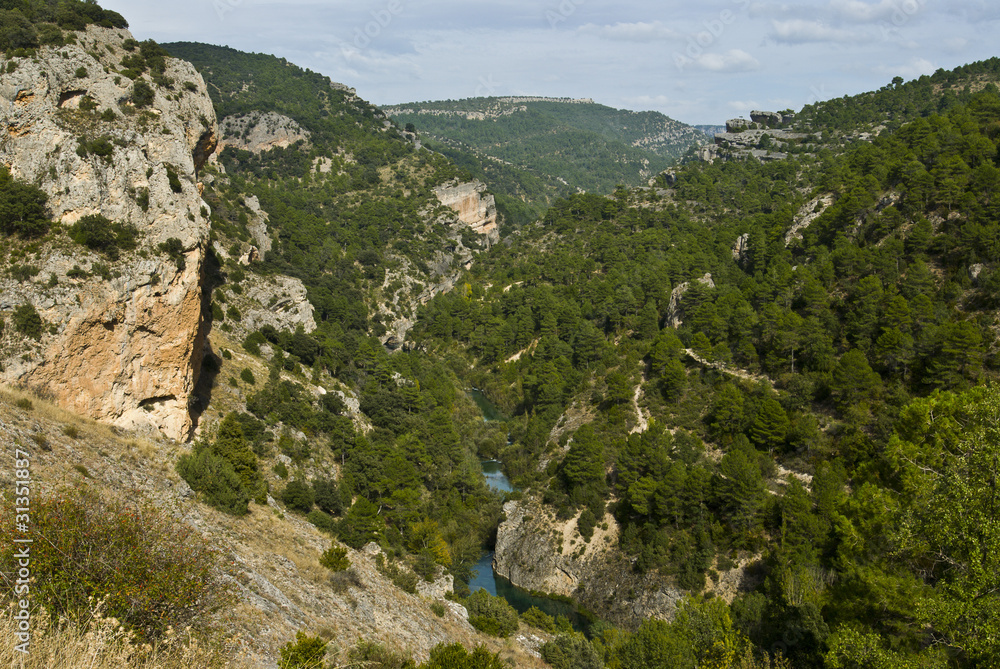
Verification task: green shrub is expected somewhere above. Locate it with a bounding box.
[90,262,111,280]
[0,488,232,642]
[280,479,315,514]
[243,330,266,356]
[76,135,115,160]
[67,265,87,279]
[74,65,87,78]
[14,397,32,411]
[132,79,154,107]
[541,633,604,669]
[158,236,186,269]
[423,643,508,669]
[226,305,242,322]
[9,264,40,281]
[166,164,182,193]
[177,445,251,516]
[307,509,336,533]
[68,214,136,258]
[136,186,149,211]
[0,166,49,237]
[240,367,256,385]
[578,507,597,542]
[36,23,63,46]
[392,568,418,594]
[0,9,38,51]
[521,606,557,632]
[466,589,519,637]
[13,303,42,340]
[278,631,327,669]
[319,544,350,572]
[337,497,384,549]
[414,548,438,582]
[273,460,289,479]
[78,95,97,111]
[313,477,343,515]
[279,431,311,463]
[430,602,446,617]
[348,641,416,669]
[212,413,264,496]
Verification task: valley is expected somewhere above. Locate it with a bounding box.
[0,2,999,668]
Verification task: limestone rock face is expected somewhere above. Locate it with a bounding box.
[732,232,750,264]
[218,111,309,154]
[433,180,500,244]
[242,194,273,257]
[665,273,715,328]
[785,194,834,246]
[243,275,317,334]
[0,26,217,441]
[750,110,782,127]
[494,500,685,629]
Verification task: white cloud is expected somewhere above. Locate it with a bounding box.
[872,57,936,80]
[727,100,761,114]
[771,18,870,43]
[578,21,680,42]
[623,94,672,106]
[829,0,900,22]
[694,49,761,73]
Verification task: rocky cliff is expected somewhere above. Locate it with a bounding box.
[433,179,500,243]
[494,499,687,629]
[218,111,310,154]
[0,26,217,441]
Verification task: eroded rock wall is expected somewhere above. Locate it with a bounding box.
[494,499,686,629]
[433,180,500,243]
[0,26,217,440]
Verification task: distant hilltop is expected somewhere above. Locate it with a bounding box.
[385,96,595,115]
[493,96,594,104]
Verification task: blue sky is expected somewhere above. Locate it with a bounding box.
[101,0,1000,125]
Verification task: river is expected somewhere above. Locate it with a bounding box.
[470,403,588,630]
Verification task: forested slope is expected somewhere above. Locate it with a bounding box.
[385,97,707,224]
[407,73,1000,667]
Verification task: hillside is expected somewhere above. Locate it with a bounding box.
[163,41,500,352]
[0,18,545,669]
[0,386,548,668]
[384,97,707,223]
[2,3,1000,667]
[407,68,1000,667]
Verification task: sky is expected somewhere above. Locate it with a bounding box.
[100,0,1000,125]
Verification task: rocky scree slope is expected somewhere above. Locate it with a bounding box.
[0,388,550,668]
[0,26,217,441]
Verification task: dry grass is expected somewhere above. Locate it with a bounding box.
[0,385,164,459]
[0,602,254,669]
